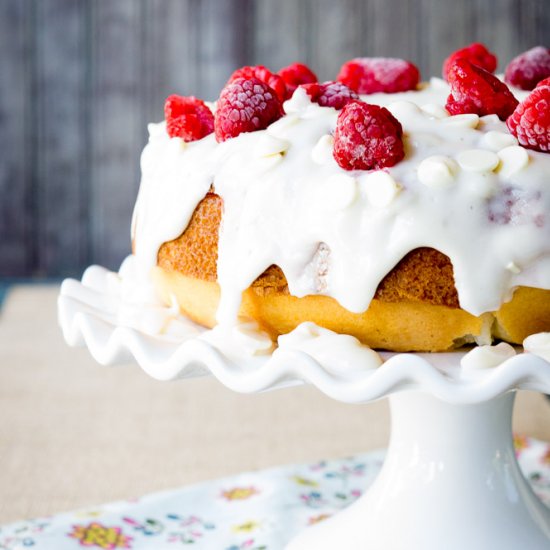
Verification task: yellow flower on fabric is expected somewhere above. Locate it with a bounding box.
[292,476,319,487]
[221,486,260,501]
[231,520,260,533]
[68,522,132,549]
[514,434,530,452]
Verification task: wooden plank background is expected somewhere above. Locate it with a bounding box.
[1,0,549,277]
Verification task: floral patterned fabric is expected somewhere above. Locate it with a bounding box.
[1,437,549,550]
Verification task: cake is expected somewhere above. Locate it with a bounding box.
[131,44,550,352]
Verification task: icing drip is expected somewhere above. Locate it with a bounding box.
[132,78,550,326]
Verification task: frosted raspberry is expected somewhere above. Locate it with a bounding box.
[301,81,359,110]
[164,95,214,141]
[214,77,284,142]
[506,85,550,152]
[505,46,550,90]
[278,62,318,97]
[442,43,497,81]
[333,100,404,171]
[446,59,518,120]
[337,57,420,94]
[227,65,287,102]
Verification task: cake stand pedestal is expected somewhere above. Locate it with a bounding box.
[58,261,550,550]
[287,390,550,549]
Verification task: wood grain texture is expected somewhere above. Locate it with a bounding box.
[35,0,89,276]
[367,0,423,66]
[142,0,199,124]
[474,0,519,73]
[421,0,479,77]
[197,0,251,100]
[0,0,32,276]
[252,0,309,71]
[89,0,143,271]
[309,0,365,81]
[0,0,549,276]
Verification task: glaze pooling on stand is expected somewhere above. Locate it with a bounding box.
[59,259,550,392]
[132,78,550,328]
[62,256,550,375]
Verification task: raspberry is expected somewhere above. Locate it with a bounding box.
[227,65,287,102]
[278,62,318,97]
[504,46,550,90]
[445,59,518,120]
[506,86,550,152]
[337,57,420,94]
[537,77,550,88]
[333,100,404,171]
[442,43,497,81]
[164,95,214,141]
[214,77,284,142]
[301,81,359,110]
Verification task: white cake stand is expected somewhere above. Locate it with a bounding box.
[58,261,550,550]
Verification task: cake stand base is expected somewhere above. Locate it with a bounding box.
[286,391,550,550]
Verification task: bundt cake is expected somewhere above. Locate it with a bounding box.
[131,47,550,352]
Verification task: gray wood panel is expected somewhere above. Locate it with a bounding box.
[0,0,32,276]
[253,0,310,72]
[422,0,479,78]
[309,0,365,81]
[474,0,521,73]
[0,0,549,277]
[367,0,424,67]
[142,0,199,124]
[516,0,540,53]
[517,0,550,52]
[89,0,143,271]
[197,0,250,100]
[35,0,89,276]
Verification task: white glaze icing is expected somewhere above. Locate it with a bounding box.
[84,256,380,368]
[70,254,550,374]
[132,78,550,330]
[460,342,516,370]
[106,256,201,340]
[523,332,550,363]
[232,321,275,356]
[275,322,383,374]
